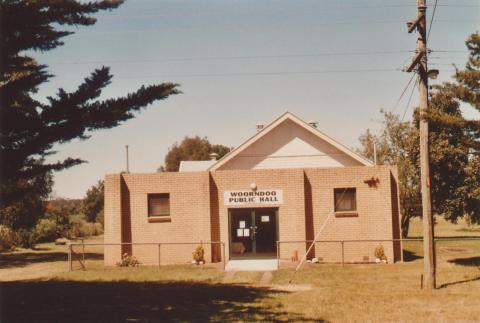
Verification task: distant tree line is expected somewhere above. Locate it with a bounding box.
[0,180,105,251]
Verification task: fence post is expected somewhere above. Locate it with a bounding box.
[276,241,280,269]
[68,244,72,272]
[158,243,161,270]
[341,241,345,267]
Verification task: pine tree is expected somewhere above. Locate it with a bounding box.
[0,0,180,229]
[428,32,480,221]
[358,32,480,236]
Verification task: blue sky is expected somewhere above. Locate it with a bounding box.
[31,0,479,198]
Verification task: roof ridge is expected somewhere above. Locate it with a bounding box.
[208,112,373,171]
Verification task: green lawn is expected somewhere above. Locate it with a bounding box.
[1,219,479,322]
[408,217,480,238]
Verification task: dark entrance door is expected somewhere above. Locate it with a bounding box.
[229,208,278,259]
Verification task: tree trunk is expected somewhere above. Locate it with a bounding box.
[401,212,411,238]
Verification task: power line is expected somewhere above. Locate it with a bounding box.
[97,3,480,20]
[76,19,478,35]
[429,62,463,66]
[49,50,413,65]
[401,77,418,122]
[391,73,417,113]
[113,68,401,79]
[94,4,479,20]
[427,0,439,43]
[431,50,470,53]
[429,55,469,59]
[44,49,467,66]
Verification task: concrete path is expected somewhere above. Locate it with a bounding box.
[259,271,273,285]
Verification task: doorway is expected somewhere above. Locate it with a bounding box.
[228,208,278,259]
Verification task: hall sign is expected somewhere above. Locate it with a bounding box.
[224,189,283,205]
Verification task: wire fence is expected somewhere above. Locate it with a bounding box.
[276,237,480,271]
[65,237,480,273]
[68,241,226,272]
[277,238,405,268]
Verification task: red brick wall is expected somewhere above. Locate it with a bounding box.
[104,172,211,265]
[304,166,398,262]
[104,165,401,266]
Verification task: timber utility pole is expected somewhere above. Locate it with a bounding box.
[404,0,437,289]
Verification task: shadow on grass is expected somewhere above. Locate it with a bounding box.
[438,276,480,289]
[0,252,103,269]
[447,256,480,267]
[456,228,480,233]
[0,280,317,322]
[408,236,480,240]
[402,249,422,262]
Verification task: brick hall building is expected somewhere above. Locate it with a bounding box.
[104,112,402,267]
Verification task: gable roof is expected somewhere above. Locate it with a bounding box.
[208,111,373,171]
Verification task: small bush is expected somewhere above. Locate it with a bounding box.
[116,253,140,267]
[374,245,387,261]
[66,215,103,238]
[34,219,58,243]
[0,225,16,252]
[192,245,205,264]
[15,229,37,249]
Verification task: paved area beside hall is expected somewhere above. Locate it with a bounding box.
[225,259,278,272]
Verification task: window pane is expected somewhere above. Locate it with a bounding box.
[148,194,170,216]
[334,188,356,212]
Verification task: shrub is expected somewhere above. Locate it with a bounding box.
[96,209,104,226]
[192,245,205,264]
[66,215,103,238]
[34,218,58,243]
[374,245,387,261]
[0,225,16,252]
[93,222,103,235]
[116,253,140,267]
[15,229,37,249]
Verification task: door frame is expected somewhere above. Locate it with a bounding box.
[228,207,279,260]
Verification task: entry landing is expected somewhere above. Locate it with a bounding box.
[225,259,278,272]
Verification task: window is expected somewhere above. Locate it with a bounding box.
[334,188,357,214]
[148,193,170,217]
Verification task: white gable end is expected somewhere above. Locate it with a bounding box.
[216,118,367,171]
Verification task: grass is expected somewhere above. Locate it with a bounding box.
[1,220,479,322]
[408,217,480,238]
[55,265,225,283]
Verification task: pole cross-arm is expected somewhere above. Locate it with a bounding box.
[403,50,426,72]
[406,11,425,34]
